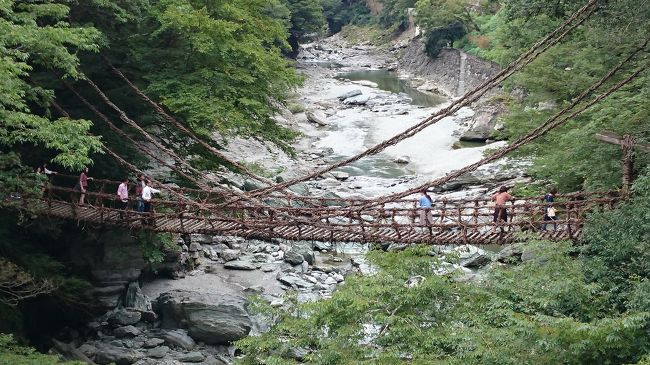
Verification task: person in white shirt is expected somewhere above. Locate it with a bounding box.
[141,180,160,213]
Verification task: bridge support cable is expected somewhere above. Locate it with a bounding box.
[364,44,650,208]
[211,0,601,206]
[103,61,328,206]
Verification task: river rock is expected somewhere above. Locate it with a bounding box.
[188,242,202,252]
[313,241,332,251]
[306,110,328,126]
[337,89,362,100]
[108,309,142,326]
[393,156,411,164]
[124,282,152,313]
[288,243,315,265]
[155,290,252,345]
[343,94,370,105]
[159,329,195,350]
[224,259,260,270]
[176,351,205,363]
[147,346,170,359]
[95,344,143,365]
[331,171,350,181]
[458,247,492,268]
[189,234,213,244]
[220,249,241,262]
[284,251,305,265]
[277,273,315,289]
[386,243,409,252]
[143,338,165,348]
[497,242,526,263]
[114,325,141,338]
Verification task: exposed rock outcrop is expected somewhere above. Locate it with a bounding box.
[154,290,252,345]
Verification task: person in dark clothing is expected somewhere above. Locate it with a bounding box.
[541,188,558,231]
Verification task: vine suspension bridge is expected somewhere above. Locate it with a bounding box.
[10,0,648,246]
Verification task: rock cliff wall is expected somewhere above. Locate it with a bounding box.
[399,39,501,98]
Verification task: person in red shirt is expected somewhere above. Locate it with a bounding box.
[491,186,512,233]
[74,167,93,205]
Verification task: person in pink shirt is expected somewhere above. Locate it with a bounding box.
[74,167,93,205]
[116,178,129,211]
[491,186,512,233]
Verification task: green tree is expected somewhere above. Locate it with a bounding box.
[0,0,103,179]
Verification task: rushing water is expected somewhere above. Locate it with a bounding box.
[337,70,446,107]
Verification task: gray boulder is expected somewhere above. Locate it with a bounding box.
[220,249,241,262]
[94,344,142,365]
[337,89,362,100]
[277,274,315,289]
[224,259,260,270]
[114,325,141,338]
[158,329,195,350]
[147,346,170,359]
[124,282,152,313]
[289,243,315,265]
[306,110,328,126]
[143,338,165,349]
[108,309,141,326]
[458,246,492,268]
[176,351,205,363]
[155,290,252,345]
[283,251,304,265]
[343,94,370,105]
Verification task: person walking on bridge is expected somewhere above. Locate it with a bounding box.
[141,179,160,214]
[491,186,512,233]
[135,174,146,212]
[116,178,129,215]
[419,190,435,225]
[74,167,93,205]
[541,187,558,231]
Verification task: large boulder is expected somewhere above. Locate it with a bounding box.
[286,243,315,265]
[94,344,142,365]
[337,89,362,100]
[305,110,328,126]
[108,309,141,326]
[154,290,252,345]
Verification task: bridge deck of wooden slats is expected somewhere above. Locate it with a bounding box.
[19,188,619,245]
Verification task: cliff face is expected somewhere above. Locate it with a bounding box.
[399,39,501,98]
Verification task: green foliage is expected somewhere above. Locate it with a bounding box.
[320,0,372,33]
[0,0,103,171]
[237,242,650,364]
[138,232,179,264]
[581,172,650,311]
[378,0,417,31]
[0,334,83,365]
[284,0,327,40]
[423,21,466,57]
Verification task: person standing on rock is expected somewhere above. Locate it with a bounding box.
[141,180,160,214]
[418,189,435,225]
[541,187,558,231]
[491,186,512,233]
[116,177,129,214]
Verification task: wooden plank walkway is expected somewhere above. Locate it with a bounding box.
[24,198,597,245]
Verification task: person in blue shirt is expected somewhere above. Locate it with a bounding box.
[418,190,434,225]
[541,187,558,231]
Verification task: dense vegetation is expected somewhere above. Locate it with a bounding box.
[237,174,650,364]
[1,0,649,362]
[234,0,650,363]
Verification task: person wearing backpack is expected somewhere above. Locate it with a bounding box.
[541,188,558,231]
